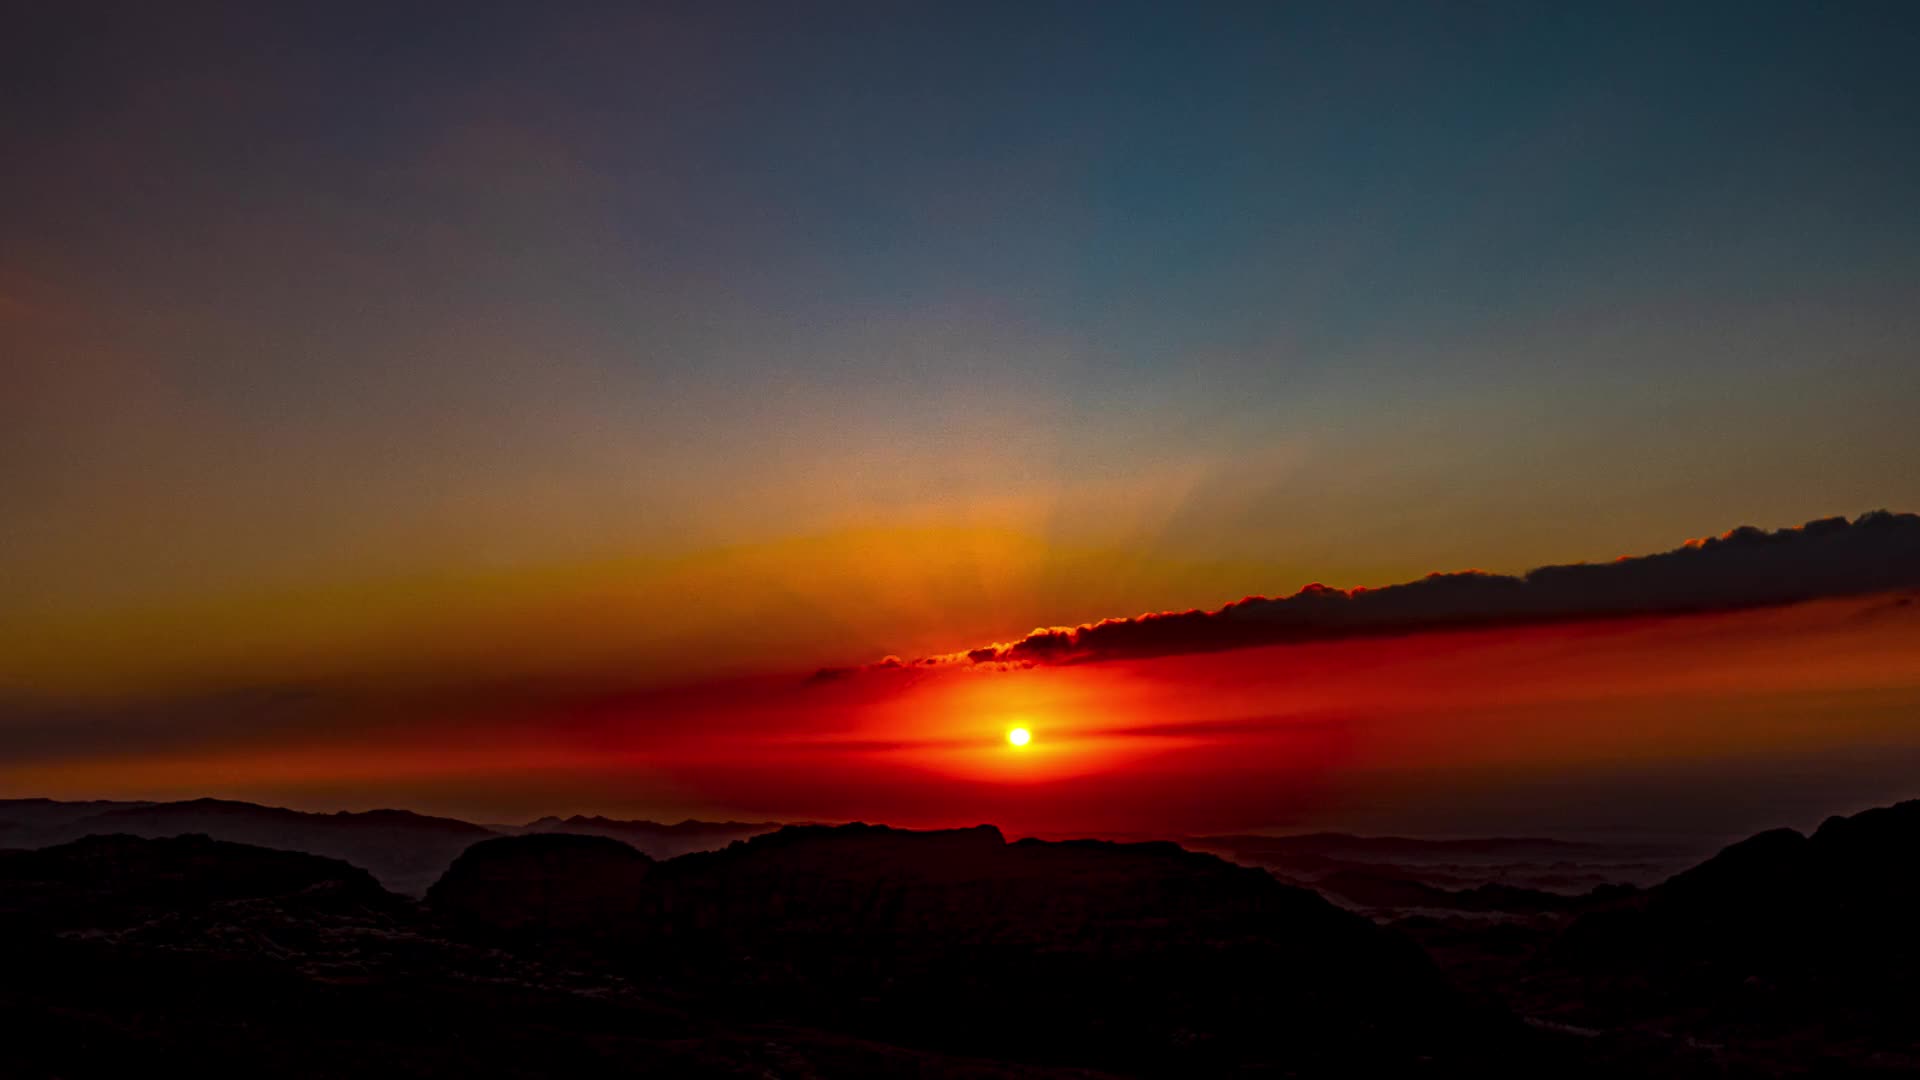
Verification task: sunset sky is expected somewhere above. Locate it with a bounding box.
[4,4,1919,838]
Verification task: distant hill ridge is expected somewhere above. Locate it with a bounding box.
[521,813,779,835]
[92,797,492,833]
[0,797,779,894]
[506,813,781,859]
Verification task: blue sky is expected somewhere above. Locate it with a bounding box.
[3,2,1918,691]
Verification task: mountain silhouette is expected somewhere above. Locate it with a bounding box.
[0,797,492,895]
[424,821,1536,1075]
[1396,799,1920,1074]
[1563,799,1920,982]
[6,797,1919,1074]
[1,831,1111,1077]
[0,820,1553,1077]
[0,798,773,895]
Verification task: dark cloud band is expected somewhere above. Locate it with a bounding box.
[858,511,1920,672]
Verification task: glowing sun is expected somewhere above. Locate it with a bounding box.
[1007,727,1032,747]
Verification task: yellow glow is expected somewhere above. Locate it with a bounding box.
[1007,726,1032,747]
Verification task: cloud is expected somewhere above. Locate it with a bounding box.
[848,511,1920,672]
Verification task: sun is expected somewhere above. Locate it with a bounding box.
[1007,727,1032,747]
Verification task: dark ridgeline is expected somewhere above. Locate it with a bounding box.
[1390,801,1920,1075]
[429,823,1523,1074]
[3,800,1919,1075]
[1547,800,1920,1062]
[0,798,775,895]
[0,820,1542,1077]
[0,797,492,896]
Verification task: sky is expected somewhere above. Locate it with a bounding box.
[4,3,1919,837]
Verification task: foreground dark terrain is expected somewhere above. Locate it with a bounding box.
[1,799,1916,1076]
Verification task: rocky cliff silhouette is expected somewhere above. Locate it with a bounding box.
[0,821,1547,1077]
[1395,799,1920,1074]
[429,823,1536,1074]
[5,799,1918,1075]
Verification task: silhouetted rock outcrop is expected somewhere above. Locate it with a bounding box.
[1564,801,1920,975]
[421,821,1535,1075]
[0,833,1102,1078]
[0,833,394,931]
[1402,800,1920,1074]
[428,832,653,941]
